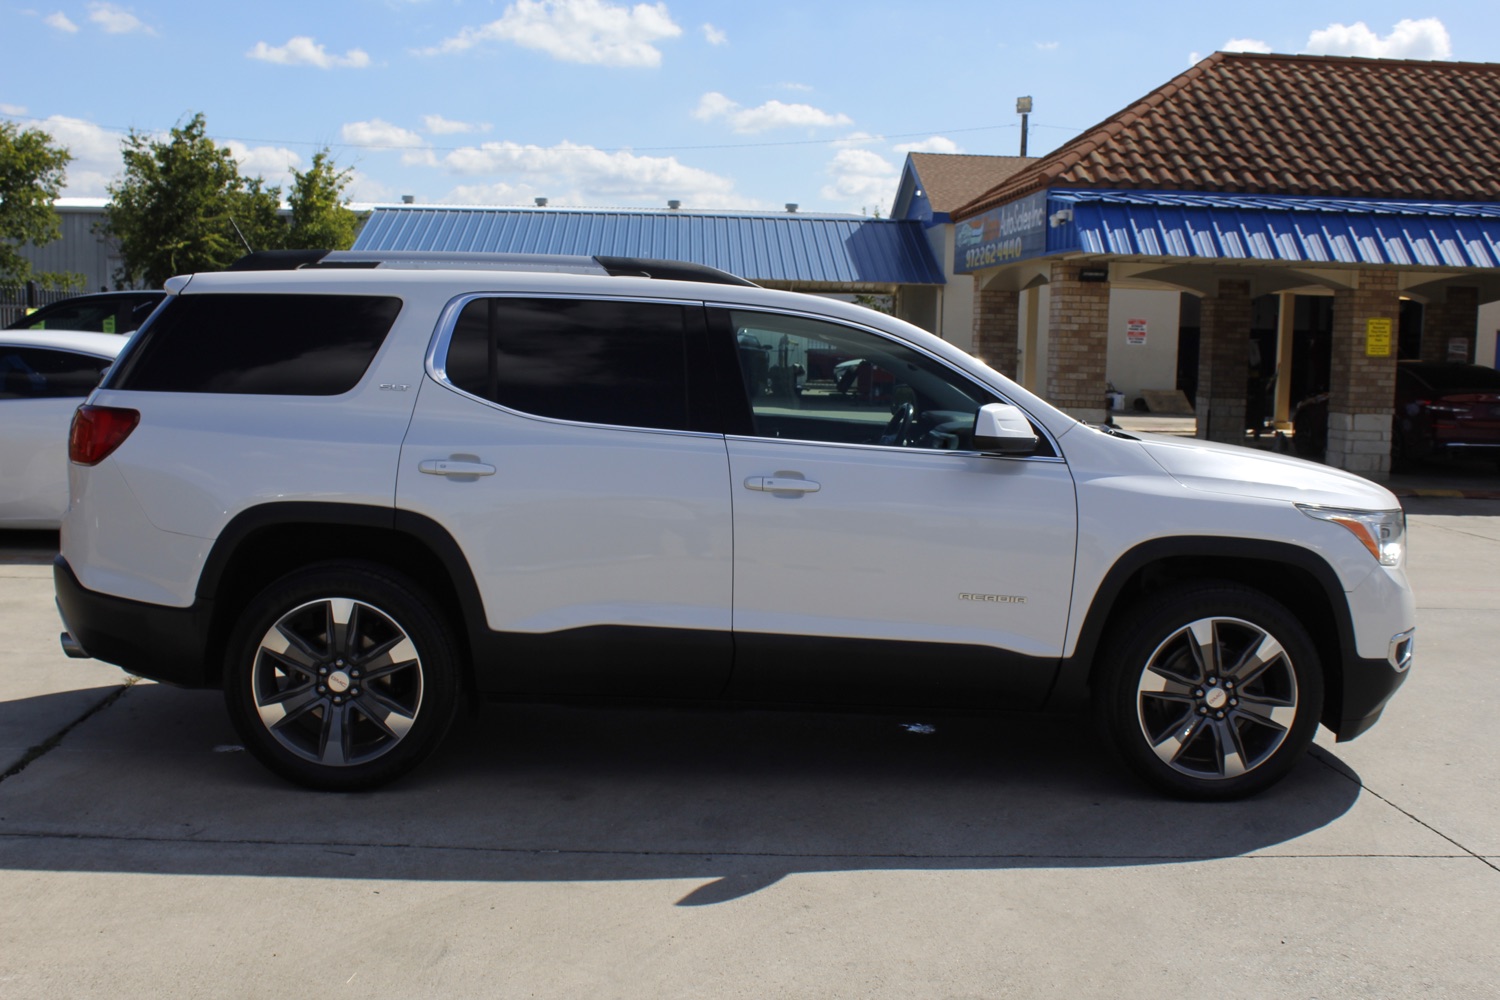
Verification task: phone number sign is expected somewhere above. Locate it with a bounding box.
[954,192,1049,273]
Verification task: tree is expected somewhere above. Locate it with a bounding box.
[105,113,286,287]
[0,121,72,283]
[285,149,359,251]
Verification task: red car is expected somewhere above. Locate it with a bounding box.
[1395,362,1500,468]
[1293,361,1500,470]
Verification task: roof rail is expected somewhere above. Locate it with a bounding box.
[594,256,758,287]
[226,250,757,286]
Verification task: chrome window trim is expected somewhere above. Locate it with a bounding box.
[424,291,722,441]
[710,300,1067,462]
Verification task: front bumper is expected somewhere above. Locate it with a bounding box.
[1333,628,1413,741]
[53,556,219,688]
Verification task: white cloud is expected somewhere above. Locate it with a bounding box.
[437,139,745,207]
[693,91,852,133]
[341,169,398,205]
[340,119,436,165]
[820,148,900,214]
[417,0,682,68]
[1034,41,1058,51]
[778,82,813,92]
[0,103,27,115]
[247,36,372,69]
[1188,50,1201,65]
[422,114,491,135]
[87,2,153,35]
[30,115,127,197]
[1304,18,1451,59]
[44,11,78,32]
[1223,37,1272,53]
[702,23,726,45]
[893,136,961,155]
[225,142,303,189]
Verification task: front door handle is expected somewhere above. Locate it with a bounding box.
[419,459,496,477]
[744,476,820,493]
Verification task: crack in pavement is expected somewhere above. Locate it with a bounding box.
[1310,747,1500,874]
[0,678,136,785]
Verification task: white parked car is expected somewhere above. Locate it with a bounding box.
[54,251,1415,798]
[0,330,126,528]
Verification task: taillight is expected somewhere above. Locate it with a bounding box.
[69,405,140,466]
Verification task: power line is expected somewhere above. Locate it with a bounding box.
[2,111,1089,157]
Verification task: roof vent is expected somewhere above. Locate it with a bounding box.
[401,194,415,204]
[668,200,681,210]
[535,197,548,207]
[785,203,798,213]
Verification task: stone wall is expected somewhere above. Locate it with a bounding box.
[1327,269,1400,477]
[1195,280,1252,444]
[1045,261,1109,422]
[1422,286,1478,364]
[972,286,1019,378]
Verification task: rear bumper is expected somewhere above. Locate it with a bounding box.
[53,556,218,688]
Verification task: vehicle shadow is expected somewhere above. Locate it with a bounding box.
[0,683,1364,904]
[0,529,60,566]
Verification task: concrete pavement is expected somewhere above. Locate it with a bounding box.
[1,501,1497,998]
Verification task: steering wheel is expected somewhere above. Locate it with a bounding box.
[879,401,916,447]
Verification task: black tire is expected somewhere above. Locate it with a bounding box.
[223,562,462,791]
[1093,582,1323,800]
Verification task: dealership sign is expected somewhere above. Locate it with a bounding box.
[954,191,1049,273]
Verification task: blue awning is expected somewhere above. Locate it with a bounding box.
[1050,189,1500,268]
[352,207,944,286]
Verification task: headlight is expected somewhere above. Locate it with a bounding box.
[1297,505,1405,566]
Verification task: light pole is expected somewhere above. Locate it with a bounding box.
[1017,96,1032,157]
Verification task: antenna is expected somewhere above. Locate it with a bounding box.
[229,217,254,255]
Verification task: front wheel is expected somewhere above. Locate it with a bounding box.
[223,563,461,791]
[1094,583,1323,800]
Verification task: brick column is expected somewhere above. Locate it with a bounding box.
[1045,261,1109,422]
[972,285,1019,378]
[1421,286,1478,364]
[1195,280,1252,444]
[1328,269,1400,478]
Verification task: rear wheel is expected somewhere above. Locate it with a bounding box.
[1094,583,1323,800]
[223,563,461,790]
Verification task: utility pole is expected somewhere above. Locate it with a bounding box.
[1017,96,1032,157]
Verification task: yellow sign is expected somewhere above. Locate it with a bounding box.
[1365,318,1393,357]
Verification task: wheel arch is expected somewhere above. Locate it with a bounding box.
[196,503,487,690]
[1046,537,1354,734]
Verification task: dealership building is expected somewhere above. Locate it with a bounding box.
[936,51,1500,476]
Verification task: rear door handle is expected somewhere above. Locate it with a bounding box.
[419,459,496,477]
[744,476,820,493]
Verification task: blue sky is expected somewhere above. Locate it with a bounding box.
[3,1,1497,215]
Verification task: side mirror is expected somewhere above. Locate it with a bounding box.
[973,402,1039,455]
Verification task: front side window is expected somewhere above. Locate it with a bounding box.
[725,309,1000,450]
[109,293,402,395]
[442,297,691,431]
[0,347,112,399]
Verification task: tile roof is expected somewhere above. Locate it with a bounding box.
[906,153,1034,213]
[956,52,1500,219]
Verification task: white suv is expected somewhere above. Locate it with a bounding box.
[54,251,1416,798]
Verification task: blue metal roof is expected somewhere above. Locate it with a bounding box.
[352,207,944,286]
[1050,189,1500,268]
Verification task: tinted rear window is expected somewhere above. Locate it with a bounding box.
[443,297,690,430]
[110,293,402,394]
[0,347,112,399]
